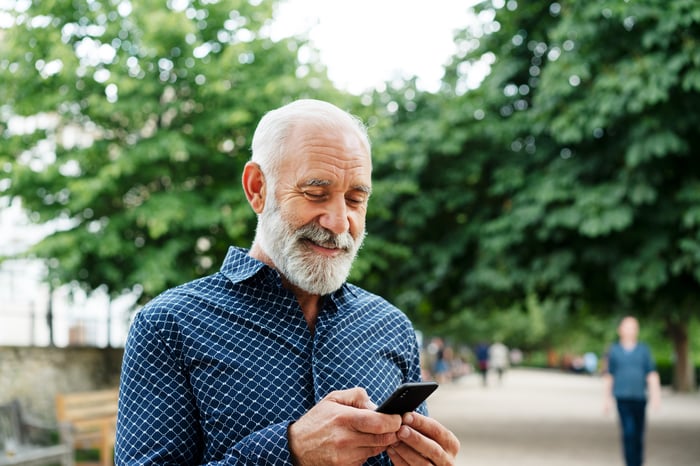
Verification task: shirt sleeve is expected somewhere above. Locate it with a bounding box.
[606,346,616,376]
[115,311,293,465]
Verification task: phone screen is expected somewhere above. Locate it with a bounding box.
[375,382,439,414]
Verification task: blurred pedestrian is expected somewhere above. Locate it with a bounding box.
[431,337,451,383]
[475,342,490,386]
[603,316,661,466]
[509,347,523,366]
[584,351,599,375]
[489,341,509,384]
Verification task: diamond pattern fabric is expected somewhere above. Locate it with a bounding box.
[115,246,424,465]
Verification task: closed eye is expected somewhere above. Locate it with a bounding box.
[346,194,368,206]
[303,191,326,201]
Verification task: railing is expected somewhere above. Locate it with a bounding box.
[0,260,133,348]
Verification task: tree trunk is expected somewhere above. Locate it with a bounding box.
[666,319,696,393]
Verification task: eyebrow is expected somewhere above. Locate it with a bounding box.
[303,178,372,196]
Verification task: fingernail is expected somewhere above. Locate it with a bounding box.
[399,426,410,439]
[403,413,414,424]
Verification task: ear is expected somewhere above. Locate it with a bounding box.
[242,161,266,214]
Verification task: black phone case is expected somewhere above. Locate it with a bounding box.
[375,382,439,414]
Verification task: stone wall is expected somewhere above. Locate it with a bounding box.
[0,346,123,422]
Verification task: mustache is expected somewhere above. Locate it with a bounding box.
[296,223,355,251]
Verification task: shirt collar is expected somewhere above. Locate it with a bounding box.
[219,246,267,284]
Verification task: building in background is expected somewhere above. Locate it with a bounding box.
[0,199,133,347]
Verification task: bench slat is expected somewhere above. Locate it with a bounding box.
[0,444,73,466]
[55,389,118,466]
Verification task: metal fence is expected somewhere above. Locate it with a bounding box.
[0,259,131,347]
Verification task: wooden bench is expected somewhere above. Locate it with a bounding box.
[55,389,118,466]
[0,399,74,466]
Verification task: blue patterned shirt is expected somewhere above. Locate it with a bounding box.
[116,247,424,465]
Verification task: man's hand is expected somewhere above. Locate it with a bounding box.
[387,412,460,466]
[603,395,615,416]
[288,388,402,466]
[647,371,662,412]
[602,373,614,416]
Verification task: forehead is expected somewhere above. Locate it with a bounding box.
[619,318,639,329]
[280,122,372,187]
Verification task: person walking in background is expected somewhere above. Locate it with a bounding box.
[488,341,509,385]
[431,337,451,383]
[475,342,490,386]
[584,351,599,375]
[603,316,661,466]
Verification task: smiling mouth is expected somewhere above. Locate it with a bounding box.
[301,238,346,255]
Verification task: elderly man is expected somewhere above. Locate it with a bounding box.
[115,99,459,465]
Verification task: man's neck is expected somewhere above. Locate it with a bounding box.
[292,287,321,334]
[248,245,321,333]
[620,338,637,349]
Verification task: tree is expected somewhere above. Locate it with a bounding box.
[367,0,698,390]
[527,0,700,391]
[0,0,345,304]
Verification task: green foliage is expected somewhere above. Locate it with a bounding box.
[0,0,345,302]
[360,0,700,374]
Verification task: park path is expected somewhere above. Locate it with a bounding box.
[426,368,700,466]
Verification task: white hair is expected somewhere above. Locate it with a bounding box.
[250,99,371,191]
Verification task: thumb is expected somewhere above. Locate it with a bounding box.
[325,387,374,410]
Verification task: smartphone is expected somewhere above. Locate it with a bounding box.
[375,382,439,414]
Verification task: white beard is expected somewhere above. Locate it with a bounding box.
[255,197,365,295]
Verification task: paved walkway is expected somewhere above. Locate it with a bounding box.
[426,368,700,466]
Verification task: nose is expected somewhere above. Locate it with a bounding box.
[319,196,350,235]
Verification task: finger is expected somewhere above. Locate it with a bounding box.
[354,445,395,463]
[396,423,457,465]
[350,411,402,436]
[387,447,410,466]
[399,424,445,461]
[326,387,374,409]
[387,452,410,466]
[403,413,460,456]
[389,440,432,466]
[348,429,399,447]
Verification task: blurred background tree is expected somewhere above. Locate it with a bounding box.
[365,0,699,391]
[0,0,347,303]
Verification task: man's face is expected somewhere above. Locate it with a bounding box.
[256,123,371,295]
[618,317,640,341]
